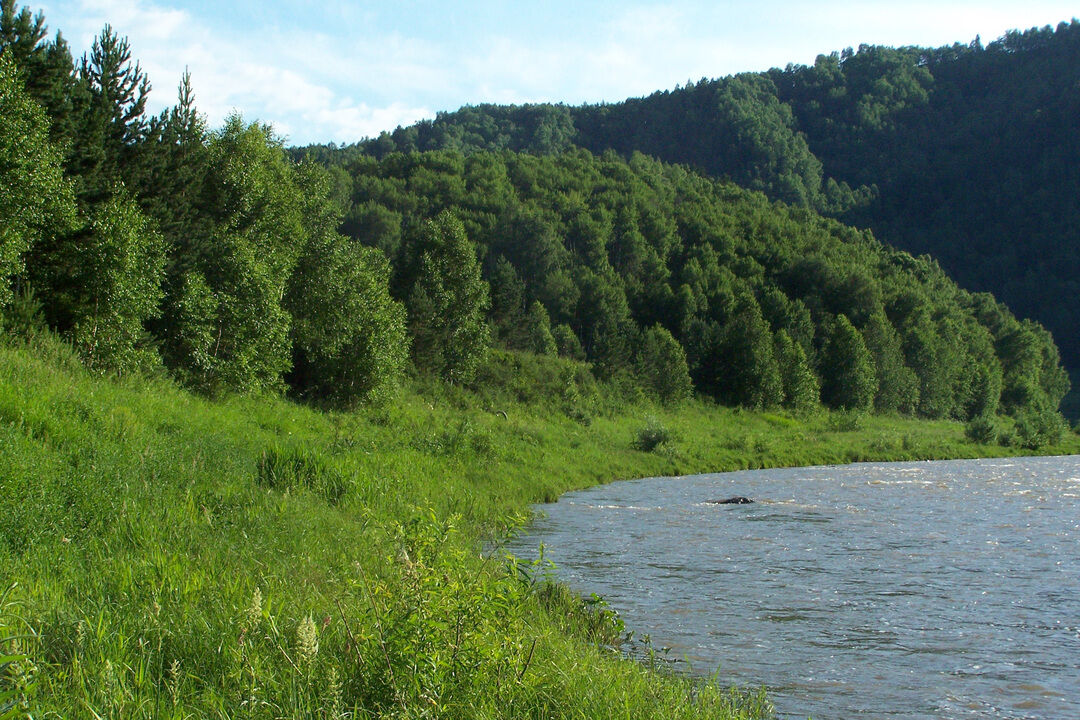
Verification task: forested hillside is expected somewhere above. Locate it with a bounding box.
[312,20,1080,397]
[0,0,1070,433]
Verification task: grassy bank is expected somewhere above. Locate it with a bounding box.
[2,335,1077,719]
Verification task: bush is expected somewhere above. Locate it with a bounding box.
[633,417,674,452]
[1012,409,1067,450]
[827,410,866,432]
[964,414,998,444]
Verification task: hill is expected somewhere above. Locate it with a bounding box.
[305,21,1080,404]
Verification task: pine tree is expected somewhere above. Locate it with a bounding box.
[69,25,151,205]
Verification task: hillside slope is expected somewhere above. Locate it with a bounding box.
[306,21,1080,395]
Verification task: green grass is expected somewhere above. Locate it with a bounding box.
[1,335,1077,718]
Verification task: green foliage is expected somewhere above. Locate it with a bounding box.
[861,310,919,414]
[774,330,820,410]
[964,414,999,445]
[68,24,150,205]
[633,417,675,452]
[0,51,75,312]
[407,210,491,383]
[821,314,877,411]
[164,116,303,394]
[552,323,586,361]
[5,1,1073,427]
[0,284,45,338]
[1012,408,1067,450]
[67,190,165,374]
[522,300,557,356]
[286,164,408,408]
[636,324,693,405]
[256,443,347,504]
[716,293,783,409]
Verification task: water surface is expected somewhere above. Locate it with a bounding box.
[506,456,1080,719]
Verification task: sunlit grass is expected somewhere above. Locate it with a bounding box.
[2,333,1076,718]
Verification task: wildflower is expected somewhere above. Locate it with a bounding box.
[245,588,262,630]
[297,615,319,666]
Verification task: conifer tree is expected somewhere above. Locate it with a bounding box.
[69,24,150,204]
[523,300,557,356]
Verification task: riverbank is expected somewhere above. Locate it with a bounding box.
[3,334,1078,718]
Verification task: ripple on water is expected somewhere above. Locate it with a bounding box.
[507,456,1080,720]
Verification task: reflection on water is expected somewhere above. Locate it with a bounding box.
[505,456,1080,719]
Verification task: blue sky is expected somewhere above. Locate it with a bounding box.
[33,0,1080,145]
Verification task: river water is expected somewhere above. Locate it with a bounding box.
[505,456,1080,719]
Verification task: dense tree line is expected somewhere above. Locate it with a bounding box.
[1,2,1070,426]
[305,20,1080,405]
[0,1,406,407]
[323,146,1066,420]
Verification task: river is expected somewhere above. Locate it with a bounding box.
[504,456,1080,719]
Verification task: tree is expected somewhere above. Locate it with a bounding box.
[552,323,585,361]
[820,314,876,410]
[861,310,919,414]
[69,24,151,205]
[0,0,80,146]
[285,163,408,407]
[67,189,166,374]
[407,210,491,383]
[774,329,820,410]
[162,116,303,394]
[715,292,783,409]
[0,51,75,313]
[522,300,557,356]
[486,255,526,346]
[636,324,693,405]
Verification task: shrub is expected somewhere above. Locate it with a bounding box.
[1012,408,1066,450]
[633,417,674,452]
[827,410,866,432]
[964,414,998,444]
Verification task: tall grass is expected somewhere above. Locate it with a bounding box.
[1,333,1077,718]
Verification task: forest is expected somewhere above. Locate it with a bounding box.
[1,1,1071,435]
[310,20,1080,411]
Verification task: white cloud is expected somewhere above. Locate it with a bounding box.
[43,0,437,143]
[38,0,1080,145]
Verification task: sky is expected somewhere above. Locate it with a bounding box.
[33,0,1080,146]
